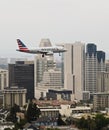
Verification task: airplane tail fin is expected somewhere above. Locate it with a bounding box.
[17,39,29,51]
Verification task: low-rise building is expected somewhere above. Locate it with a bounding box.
[46,89,72,101]
[40,106,60,118]
[59,105,91,117]
[93,92,109,111]
[0,122,14,130]
[3,86,27,108]
[38,103,91,118]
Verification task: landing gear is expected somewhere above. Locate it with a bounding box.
[42,54,44,57]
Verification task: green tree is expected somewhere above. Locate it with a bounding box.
[26,101,41,122]
[86,116,96,130]
[76,114,109,130]
[57,113,66,126]
[6,104,20,123]
[76,117,88,129]
[14,118,27,130]
[94,114,109,130]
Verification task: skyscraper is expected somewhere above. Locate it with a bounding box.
[85,44,105,94]
[9,61,34,101]
[34,55,55,84]
[105,60,109,72]
[97,72,109,92]
[0,69,8,90]
[85,44,97,93]
[34,39,57,98]
[97,51,105,72]
[64,42,85,100]
[41,69,62,88]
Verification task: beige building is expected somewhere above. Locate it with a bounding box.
[3,86,27,108]
[41,69,62,88]
[34,39,62,98]
[0,69,8,90]
[97,71,109,92]
[93,92,109,111]
[40,107,59,118]
[94,71,109,111]
[39,104,91,117]
[64,42,85,101]
[106,60,109,72]
[34,56,57,98]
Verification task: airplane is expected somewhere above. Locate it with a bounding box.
[16,39,67,57]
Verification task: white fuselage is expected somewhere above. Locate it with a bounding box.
[17,46,66,54]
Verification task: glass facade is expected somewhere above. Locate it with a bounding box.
[9,61,34,101]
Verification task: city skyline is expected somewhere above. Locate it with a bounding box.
[0,0,109,58]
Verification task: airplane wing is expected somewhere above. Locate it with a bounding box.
[37,50,48,54]
[37,50,53,55]
[46,51,53,55]
[36,49,53,54]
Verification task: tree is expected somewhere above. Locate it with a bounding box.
[94,114,109,130]
[76,117,88,129]
[6,104,20,123]
[57,113,66,126]
[26,101,41,122]
[14,118,27,130]
[76,114,109,130]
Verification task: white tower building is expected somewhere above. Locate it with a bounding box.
[64,42,85,101]
[34,39,57,98]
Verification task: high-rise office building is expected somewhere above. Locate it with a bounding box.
[64,42,85,100]
[39,38,52,47]
[34,45,65,99]
[97,72,109,92]
[41,69,62,88]
[34,55,56,84]
[34,39,57,98]
[9,61,34,101]
[34,39,54,85]
[97,51,105,72]
[105,60,109,72]
[61,53,64,87]
[0,69,8,90]
[36,69,63,99]
[85,44,97,93]
[85,44,105,94]
[93,92,109,111]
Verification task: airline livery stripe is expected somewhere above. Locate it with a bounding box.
[19,48,28,49]
[18,44,25,46]
[19,47,27,48]
[18,43,26,47]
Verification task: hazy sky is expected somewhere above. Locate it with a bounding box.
[0,0,109,58]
